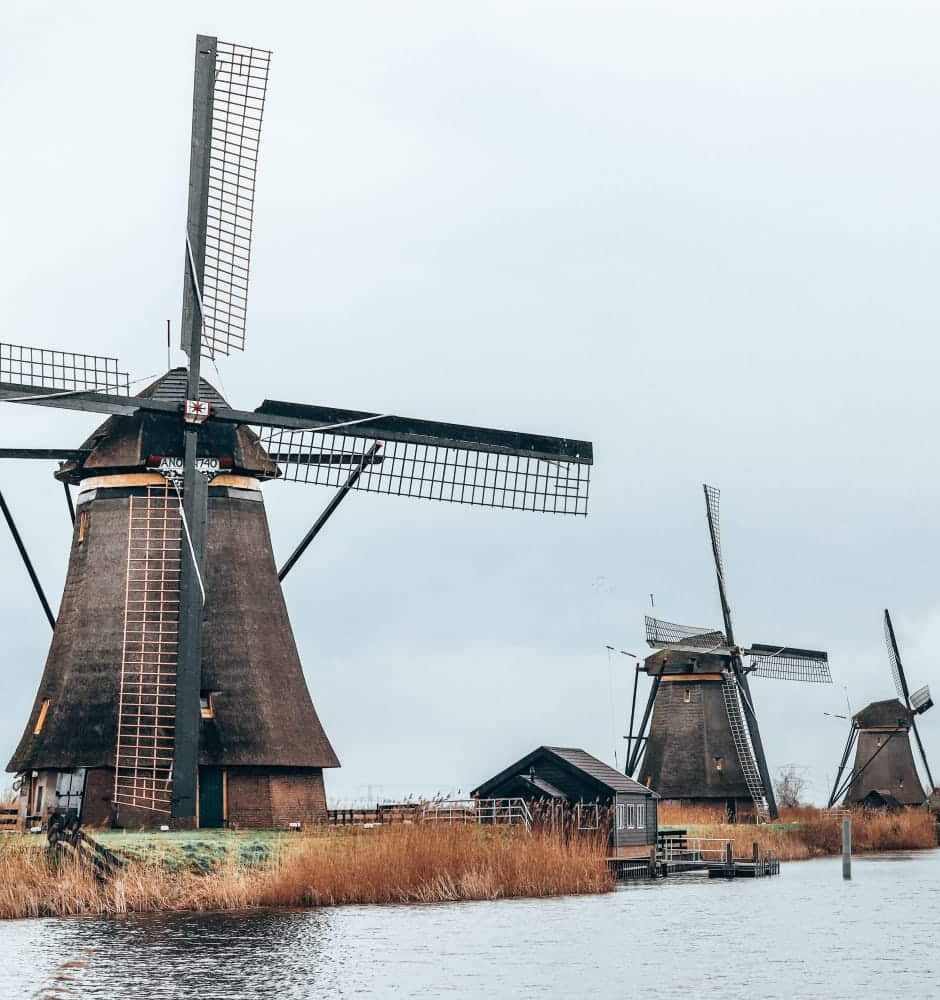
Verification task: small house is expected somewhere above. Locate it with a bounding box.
[471,746,659,859]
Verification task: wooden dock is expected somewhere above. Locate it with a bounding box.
[608,828,780,881]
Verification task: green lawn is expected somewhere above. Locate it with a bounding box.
[95,829,291,871]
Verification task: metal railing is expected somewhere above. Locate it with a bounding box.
[421,798,532,831]
[659,835,733,869]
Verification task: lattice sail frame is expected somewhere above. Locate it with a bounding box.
[745,645,831,683]
[0,343,129,394]
[201,40,271,359]
[259,428,591,515]
[885,610,910,703]
[704,484,723,570]
[644,616,727,650]
[113,483,181,814]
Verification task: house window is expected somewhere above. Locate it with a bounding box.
[34,699,51,735]
[34,783,44,814]
[78,510,88,543]
[616,803,627,830]
[637,803,646,829]
[683,688,692,704]
[715,756,724,773]
[200,693,215,719]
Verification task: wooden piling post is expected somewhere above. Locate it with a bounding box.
[842,817,852,880]
[725,840,734,878]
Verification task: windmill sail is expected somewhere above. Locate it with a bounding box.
[199,40,271,359]
[720,674,770,822]
[255,404,592,515]
[644,616,726,649]
[746,644,831,683]
[112,484,181,814]
[0,343,129,395]
[885,609,911,703]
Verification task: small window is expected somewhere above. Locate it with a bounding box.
[77,510,88,543]
[200,693,215,719]
[683,688,692,704]
[616,803,627,830]
[637,803,646,829]
[627,803,637,829]
[34,699,51,735]
[715,756,724,773]
[34,784,44,814]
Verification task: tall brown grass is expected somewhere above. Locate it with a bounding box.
[658,803,937,861]
[0,824,612,921]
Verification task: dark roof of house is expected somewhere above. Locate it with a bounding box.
[472,746,658,799]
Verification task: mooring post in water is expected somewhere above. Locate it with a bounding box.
[842,817,852,879]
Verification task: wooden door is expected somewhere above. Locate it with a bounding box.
[199,768,224,828]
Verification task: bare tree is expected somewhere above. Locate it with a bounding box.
[774,765,807,809]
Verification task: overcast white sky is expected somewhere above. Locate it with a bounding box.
[3,1,940,805]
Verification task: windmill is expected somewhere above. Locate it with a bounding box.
[828,610,935,809]
[1,35,593,830]
[625,485,830,821]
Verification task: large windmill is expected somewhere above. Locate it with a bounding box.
[828,610,935,809]
[625,485,830,821]
[1,35,592,830]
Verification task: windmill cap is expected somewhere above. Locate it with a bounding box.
[54,368,278,483]
[853,698,911,729]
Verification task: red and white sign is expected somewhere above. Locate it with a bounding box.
[183,400,211,424]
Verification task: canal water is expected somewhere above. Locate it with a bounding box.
[2,851,938,999]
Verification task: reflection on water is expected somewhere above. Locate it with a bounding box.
[3,851,940,999]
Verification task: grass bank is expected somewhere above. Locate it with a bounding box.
[659,804,937,860]
[0,823,612,921]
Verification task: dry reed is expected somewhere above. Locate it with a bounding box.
[0,824,612,921]
[658,803,937,861]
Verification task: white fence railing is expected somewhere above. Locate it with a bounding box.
[420,798,532,831]
[659,836,732,867]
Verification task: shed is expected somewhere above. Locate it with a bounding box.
[472,746,659,859]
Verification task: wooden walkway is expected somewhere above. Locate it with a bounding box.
[608,829,780,881]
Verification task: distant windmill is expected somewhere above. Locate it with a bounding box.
[0,35,593,830]
[625,485,831,821]
[828,610,935,809]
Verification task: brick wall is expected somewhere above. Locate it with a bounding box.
[227,768,326,827]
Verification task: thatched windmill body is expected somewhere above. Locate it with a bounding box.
[625,486,831,821]
[828,611,935,809]
[2,36,593,830]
